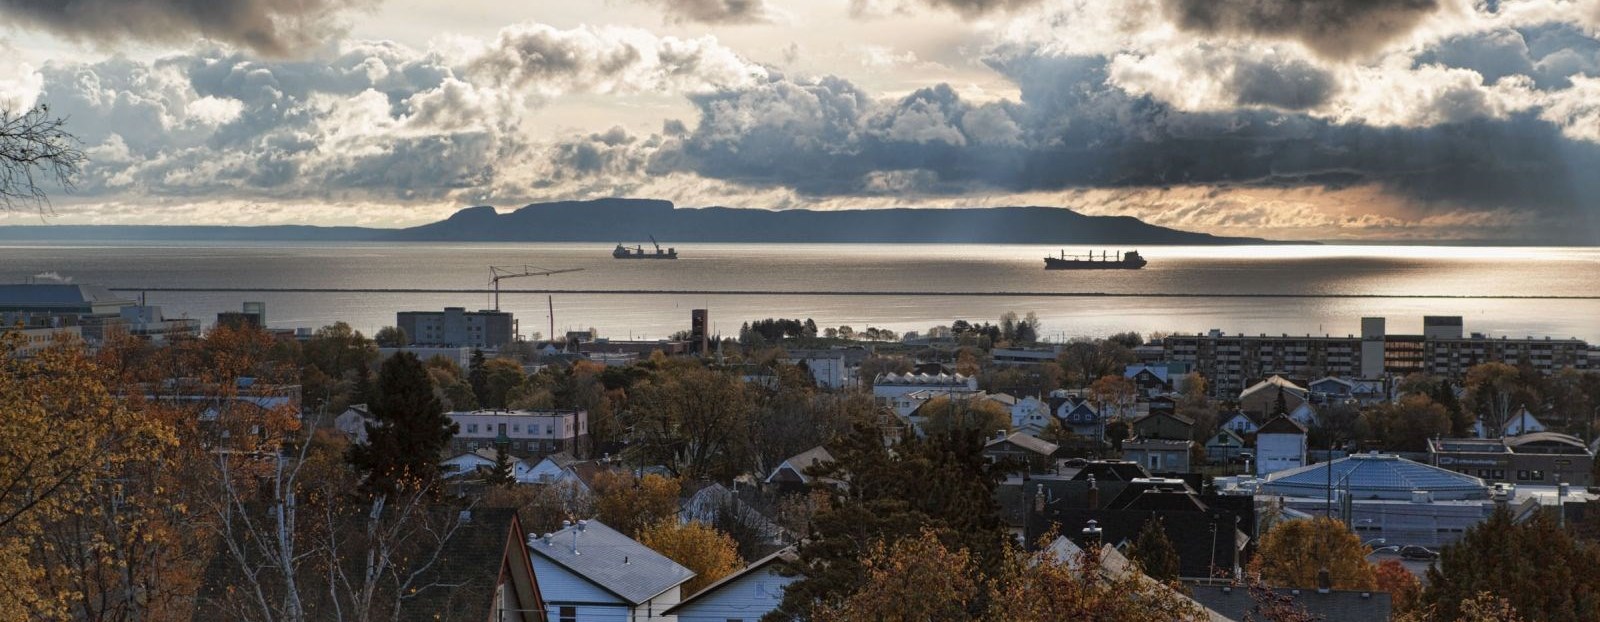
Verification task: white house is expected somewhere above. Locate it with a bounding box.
[517,451,579,484]
[333,404,372,444]
[528,520,695,622]
[665,548,798,622]
[440,449,499,478]
[1256,415,1308,477]
[1220,411,1259,436]
[1011,396,1054,435]
[1501,406,1547,437]
[1288,402,1319,429]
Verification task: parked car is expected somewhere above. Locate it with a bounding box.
[1400,545,1439,561]
[1064,458,1089,468]
[1229,452,1254,465]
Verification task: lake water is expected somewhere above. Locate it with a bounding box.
[3,242,1599,342]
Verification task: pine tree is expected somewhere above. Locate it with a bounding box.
[352,365,375,407]
[348,352,459,494]
[486,441,515,487]
[1128,517,1181,582]
[468,348,488,407]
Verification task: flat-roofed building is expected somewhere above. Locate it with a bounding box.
[1428,433,1595,487]
[397,307,515,349]
[448,408,588,459]
[1164,317,1590,396]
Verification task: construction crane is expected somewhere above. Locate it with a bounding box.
[488,265,584,312]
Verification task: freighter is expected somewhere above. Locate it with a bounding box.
[613,236,678,259]
[1044,249,1146,270]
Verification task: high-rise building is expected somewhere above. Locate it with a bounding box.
[1164,316,1591,396]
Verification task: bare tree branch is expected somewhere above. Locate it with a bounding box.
[0,104,86,213]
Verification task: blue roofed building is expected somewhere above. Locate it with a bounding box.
[528,519,695,622]
[1258,454,1523,548]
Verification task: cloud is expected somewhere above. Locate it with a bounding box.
[848,0,1045,18]
[631,0,781,24]
[1160,0,1442,59]
[0,0,373,57]
[30,21,763,204]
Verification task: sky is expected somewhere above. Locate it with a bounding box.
[3,0,1600,242]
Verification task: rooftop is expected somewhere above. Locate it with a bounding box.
[527,519,693,605]
[1262,454,1488,501]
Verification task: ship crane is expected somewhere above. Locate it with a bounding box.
[488,265,584,311]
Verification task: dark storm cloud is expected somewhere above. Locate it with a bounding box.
[919,0,1046,16]
[1228,56,1338,110]
[0,0,373,56]
[1161,0,1440,59]
[654,50,1600,225]
[635,0,778,24]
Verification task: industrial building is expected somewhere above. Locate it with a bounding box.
[397,307,515,349]
[1164,316,1592,396]
[1258,454,1518,548]
[0,283,198,343]
[1428,433,1596,487]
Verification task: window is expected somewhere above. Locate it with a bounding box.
[559,606,576,622]
[467,424,478,434]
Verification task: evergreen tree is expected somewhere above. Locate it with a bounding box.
[486,441,515,487]
[771,424,1009,620]
[1423,508,1600,622]
[352,365,375,407]
[1128,517,1181,582]
[1274,385,1289,416]
[468,348,488,406]
[348,352,459,494]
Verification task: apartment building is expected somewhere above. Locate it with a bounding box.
[397,307,515,349]
[448,408,588,458]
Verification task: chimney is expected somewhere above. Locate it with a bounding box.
[1082,519,1103,548]
[1033,483,1046,514]
[1317,569,1332,594]
[1086,474,1100,509]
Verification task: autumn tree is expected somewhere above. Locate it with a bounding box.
[348,352,459,494]
[592,471,682,538]
[373,325,408,347]
[0,335,175,619]
[624,365,755,480]
[1127,517,1181,582]
[637,520,744,596]
[1463,362,1542,437]
[1251,516,1376,590]
[1377,559,1421,615]
[920,394,1012,436]
[811,529,981,622]
[772,425,1009,620]
[1357,394,1451,451]
[1089,374,1138,420]
[985,535,1207,622]
[479,357,526,409]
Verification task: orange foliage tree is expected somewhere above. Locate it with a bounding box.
[1250,516,1376,590]
[636,520,744,596]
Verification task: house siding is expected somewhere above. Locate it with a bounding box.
[530,555,628,621]
[674,567,795,622]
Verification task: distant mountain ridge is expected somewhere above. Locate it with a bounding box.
[0,198,1278,244]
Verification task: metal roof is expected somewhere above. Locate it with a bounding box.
[527,519,693,605]
[0,283,131,309]
[1262,454,1488,501]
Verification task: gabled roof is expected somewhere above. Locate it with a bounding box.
[1220,411,1260,428]
[1257,415,1306,435]
[1309,376,1355,390]
[1240,375,1307,399]
[1132,411,1195,427]
[767,446,835,484]
[527,520,694,605]
[1124,365,1171,383]
[662,547,797,616]
[986,432,1060,457]
[1045,538,1231,622]
[539,451,578,469]
[1206,428,1246,446]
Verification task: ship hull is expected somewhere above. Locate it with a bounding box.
[613,253,677,259]
[1043,257,1145,270]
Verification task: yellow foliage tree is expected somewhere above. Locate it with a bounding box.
[920,395,1011,436]
[636,520,744,596]
[817,529,980,622]
[1251,516,1376,591]
[0,334,175,620]
[593,471,682,538]
[986,538,1208,622]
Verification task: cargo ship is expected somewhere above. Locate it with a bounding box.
[1044,249,1146,270]
[613,236,678,259]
